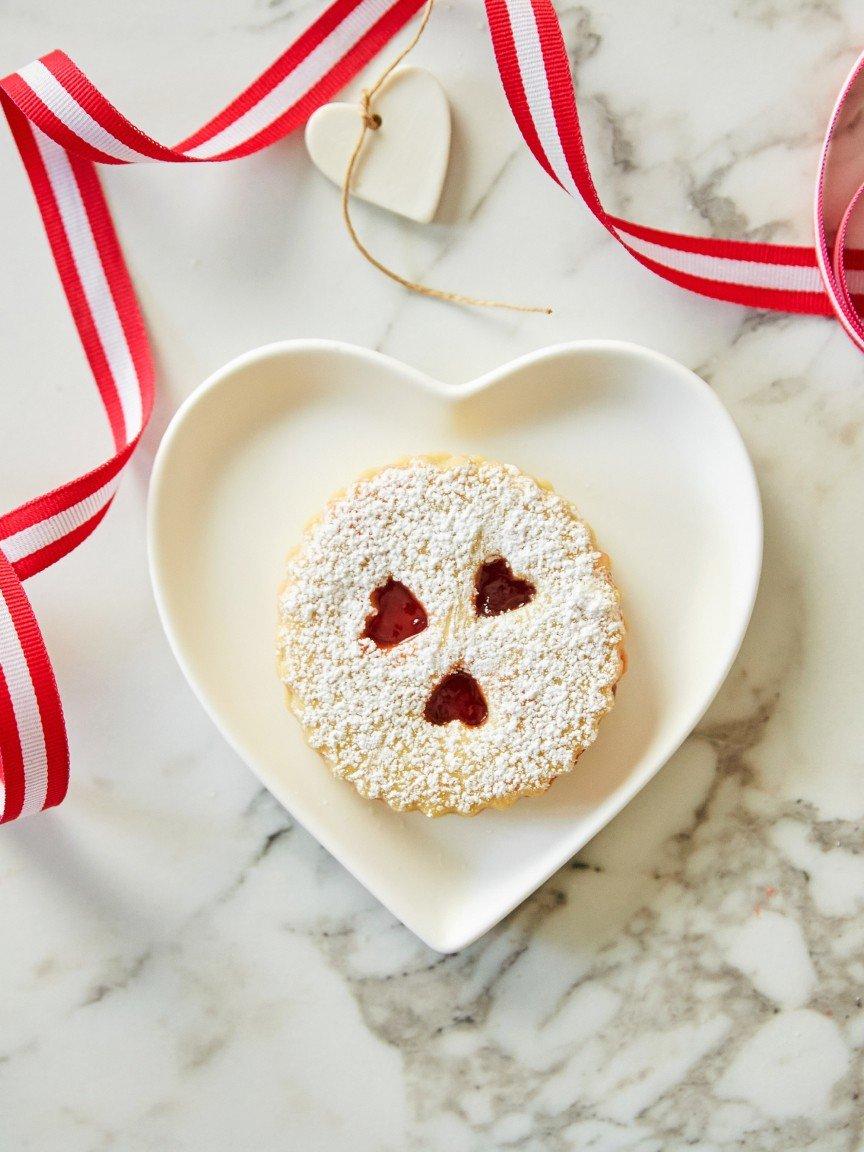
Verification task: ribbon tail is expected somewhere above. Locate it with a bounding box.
[0,550,69,823]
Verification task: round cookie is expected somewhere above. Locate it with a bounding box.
[277,455,625,816]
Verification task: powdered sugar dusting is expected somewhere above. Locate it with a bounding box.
[277,456,624,816]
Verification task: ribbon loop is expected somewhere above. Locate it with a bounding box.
[0,0,426,821]
[814,52,864,352]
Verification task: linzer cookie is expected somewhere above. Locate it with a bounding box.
[276,455,625,816]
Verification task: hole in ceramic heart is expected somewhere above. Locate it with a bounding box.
[474,557,536,617]
[424,669,488,728]
[362,577,428,648]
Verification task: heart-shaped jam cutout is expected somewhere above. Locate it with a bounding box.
[474,557,535,617]
[363,577,428,648]
[424,669,488,727]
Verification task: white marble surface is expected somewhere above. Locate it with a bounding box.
[2,1,864,1148]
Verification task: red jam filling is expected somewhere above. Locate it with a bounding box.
[362,578,428,648]
[424,669,488,727]
[474,557,535,617]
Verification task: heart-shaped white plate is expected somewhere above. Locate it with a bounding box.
[148,340,761,952]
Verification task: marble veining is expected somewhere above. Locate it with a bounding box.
[1,1,864,1149]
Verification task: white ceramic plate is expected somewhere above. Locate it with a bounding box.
[148,340,761,952]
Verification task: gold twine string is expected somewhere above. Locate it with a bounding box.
[340,0,552,316]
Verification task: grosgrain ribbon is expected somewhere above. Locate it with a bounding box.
[0,0,427,822]
[487,0,864,320]
[814,50,864,352]
[1,0,863,823]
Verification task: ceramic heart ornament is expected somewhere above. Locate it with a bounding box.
[304,66,450,223]
[148,340,761,952]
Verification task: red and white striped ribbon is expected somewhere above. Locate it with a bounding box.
[1,0,862,823]
[0,0,426,823]
[484,0,864,321]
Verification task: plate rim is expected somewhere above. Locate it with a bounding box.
[147,337,763,952]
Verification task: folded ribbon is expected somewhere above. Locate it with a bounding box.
[488,0,864,323]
